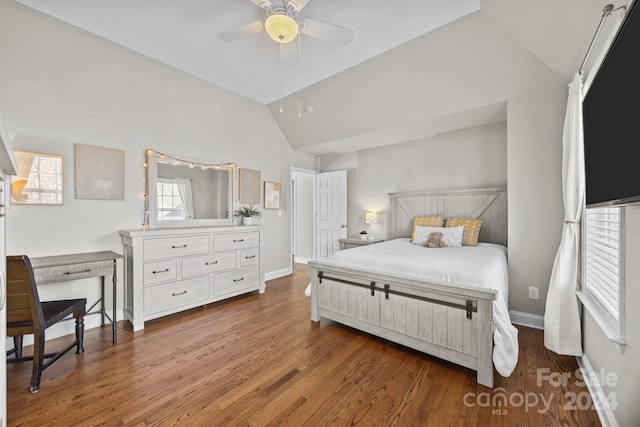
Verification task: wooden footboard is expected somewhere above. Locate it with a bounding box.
[308,261,497,388]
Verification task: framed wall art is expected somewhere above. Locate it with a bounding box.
[264,181,280,210]
[75,143,125,200]
[11,150,63,205]
[239,168,260,204]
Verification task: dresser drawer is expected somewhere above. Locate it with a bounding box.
[214,232,259,252]
[143,259,177,285]
[143,235,209,261]
[144,277,210,315]
[214,265,259,297]
[182,251,236,277]
[34,260,113,285]
[240,248,259,267]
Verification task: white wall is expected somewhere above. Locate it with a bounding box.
[320,122,507,240]
[506,86,566,315]
[582,206,640,427]
[0,0,316,334]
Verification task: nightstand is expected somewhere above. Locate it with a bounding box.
[339,237,385,250]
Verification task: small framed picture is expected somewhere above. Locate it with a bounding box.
[11,150,64,205]
[264,181,280,210]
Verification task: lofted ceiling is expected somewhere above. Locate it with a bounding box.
[15,0,625,156]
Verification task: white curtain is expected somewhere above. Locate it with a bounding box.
[175,178,194,219]
[544,73,584,356]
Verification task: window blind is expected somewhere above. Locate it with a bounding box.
[584,207,623,321]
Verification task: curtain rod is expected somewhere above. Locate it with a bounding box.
[579,3,629,74]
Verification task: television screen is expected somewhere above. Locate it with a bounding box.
[583,1,640,207]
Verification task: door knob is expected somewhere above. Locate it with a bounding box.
[340,224,346,228]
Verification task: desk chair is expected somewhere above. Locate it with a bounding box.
[6,255,87,393]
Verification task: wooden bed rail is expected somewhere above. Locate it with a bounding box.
[317,271,477,319]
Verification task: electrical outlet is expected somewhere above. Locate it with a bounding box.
[528,286,539,300]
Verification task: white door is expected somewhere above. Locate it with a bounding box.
[315,170,347,260]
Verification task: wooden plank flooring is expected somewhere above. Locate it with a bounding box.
[7,263,601,426]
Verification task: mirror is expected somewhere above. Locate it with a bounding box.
[145,150,236,228]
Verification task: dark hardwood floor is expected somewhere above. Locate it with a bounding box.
[7,263,601,426]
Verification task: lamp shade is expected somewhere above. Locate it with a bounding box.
[365,211,378,224]
[265,14,298,44]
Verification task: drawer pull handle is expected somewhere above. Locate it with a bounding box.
[233,277,244,282]
[244,255,256,259]
[152,268,170,274]
[172,244,188,249]
[63,269,91,275]
[205,261,218,266]
[172,291,187,297]
[233,239,244,243]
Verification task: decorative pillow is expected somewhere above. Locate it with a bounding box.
[413,225,464,247]
[410,216,444,242]
[446,218,483,246]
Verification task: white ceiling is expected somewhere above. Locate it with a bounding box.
[15,0,481,105]
[14,0,626,156]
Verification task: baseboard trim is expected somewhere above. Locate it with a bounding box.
[576,354,618,427]
[265,267,293,281]
[509,310,544,330]
[293,257,312,264]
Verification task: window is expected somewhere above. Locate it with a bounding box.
[579,206,625,351]
[156,179,185,221]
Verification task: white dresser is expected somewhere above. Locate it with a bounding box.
[119,226,265,331]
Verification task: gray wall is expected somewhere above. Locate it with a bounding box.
[319,85,567,319]
[0,0,315,328]
[292,170,315,262]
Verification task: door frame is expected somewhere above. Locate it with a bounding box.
[290,166,317,269]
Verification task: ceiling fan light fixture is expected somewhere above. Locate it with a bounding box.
[265,13,299,43]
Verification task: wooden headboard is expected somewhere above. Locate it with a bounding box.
[388,187,507,246]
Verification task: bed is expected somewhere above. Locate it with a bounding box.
[308,187,518,388]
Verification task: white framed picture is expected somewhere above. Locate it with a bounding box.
[75,144,125,200]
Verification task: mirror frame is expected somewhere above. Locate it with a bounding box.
[144,149,237,228]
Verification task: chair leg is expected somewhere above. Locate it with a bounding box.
[75,315,85,355]
[13,336,24,358]
[30,331,45,393]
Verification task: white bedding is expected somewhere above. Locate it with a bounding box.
[315,238,519,377]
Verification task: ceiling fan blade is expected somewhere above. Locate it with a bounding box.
[300,18,354,46]
[250,0,273,11]
[287,0,311,12]
[217,21,264,42]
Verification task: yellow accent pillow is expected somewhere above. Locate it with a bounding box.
[446,218,483,246]
[411,216,444,241]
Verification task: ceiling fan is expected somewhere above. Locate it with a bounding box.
[217,0,354,46]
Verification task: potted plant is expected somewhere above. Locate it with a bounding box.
[234,204,262,225]
[360,230,368,240]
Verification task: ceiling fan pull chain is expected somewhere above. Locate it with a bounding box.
[279,43,284,114]
[298,33,302,118]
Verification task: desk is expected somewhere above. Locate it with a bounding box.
[30,251,122,343]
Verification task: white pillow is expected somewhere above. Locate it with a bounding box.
[412,225,464,247]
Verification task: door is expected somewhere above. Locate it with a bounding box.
[315,170,347,260]
[0,116,18,427]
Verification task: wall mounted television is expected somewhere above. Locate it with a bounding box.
[583,0,640,207]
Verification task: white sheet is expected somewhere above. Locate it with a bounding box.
[320,238,518,377]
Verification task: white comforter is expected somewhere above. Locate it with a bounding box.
[318,238,519,377]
